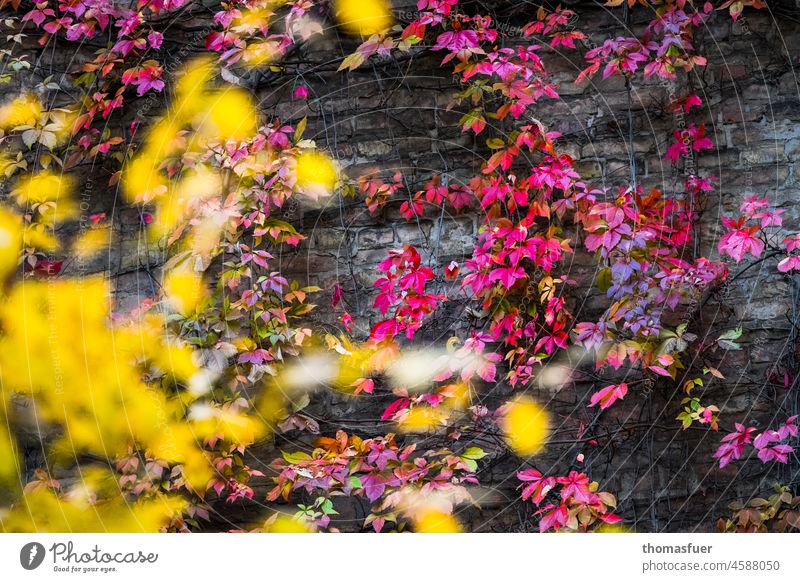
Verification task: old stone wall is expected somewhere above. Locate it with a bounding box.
[276,3,800,532]
[4,0,800,531]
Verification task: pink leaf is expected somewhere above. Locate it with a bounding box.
[588,383,628,410]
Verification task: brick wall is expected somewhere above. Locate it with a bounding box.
[273,3,800,532]
[5,1,799,531]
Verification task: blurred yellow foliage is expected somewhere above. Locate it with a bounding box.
[596,523,630,533]
[200,88,258,142]
[145,119,183,159]
[175,56,215,104]
[0,279,215,491]
[122,154,168,203]
[294,150,337,199]
[118,313,200,384]
[333,0,393,36]
[501,396,551,456]
[397,406,448,433]
[233,7,273,33]
[0,423,18,485]
[0,208,22,278]
[191,404,266,445]
[263,514,312,533]
[163,267,206,316]
[0,94,42,129]
[72,227,111,259]
[439,382,471,409]
[22,223,58,253]
[242,40,283,66]
[413,510,462,533]
[1,488,186,532]
[11,170,75,222]
[258,386,289,430]
[123,57,258,260]
[0,56,283,534]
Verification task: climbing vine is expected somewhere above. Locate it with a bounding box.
[0,0,796,533]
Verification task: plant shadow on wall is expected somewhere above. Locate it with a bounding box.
[0,0,798,533]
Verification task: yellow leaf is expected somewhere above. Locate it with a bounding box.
[191,406,265,445]
[294,116,308,142]
[338,51,366,72]
[0,488,187,533]
[22,224,58,252]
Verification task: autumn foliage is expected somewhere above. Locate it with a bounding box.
[0,0,796,533]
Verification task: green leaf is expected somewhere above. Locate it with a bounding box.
[459,108,486,132]
[717,340,741,350]
[294,116,307,142]
[263,218,298,232]
[461,458,478,471]
[21,129,38,148]
[718,327,743,341]
[320,499,338,515]
[461,447,487,460]
[596,268,612,292]
[291,392,310,412]
[717,327,743,350]
[281,450,312,464]
[485,137,505,150]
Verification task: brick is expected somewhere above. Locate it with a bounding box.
[357,227,394,249]
[739,145,788,166]
[394,221,432,245]
[574,159,604,178]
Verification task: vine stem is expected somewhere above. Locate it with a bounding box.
[697,250,783,313]
[626,76,638,191]
[623,4,637,191]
